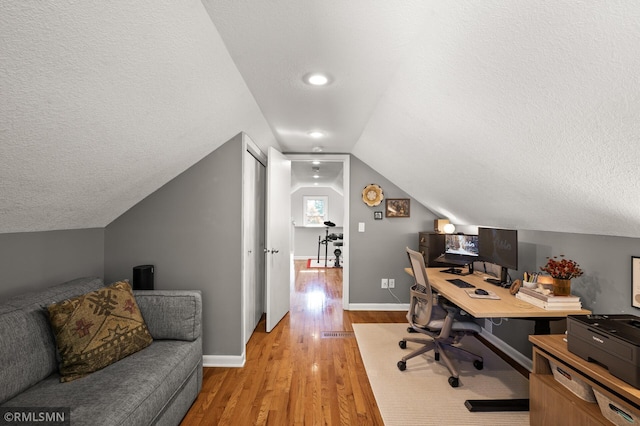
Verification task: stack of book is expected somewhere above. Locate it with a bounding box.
[516,286,582,310]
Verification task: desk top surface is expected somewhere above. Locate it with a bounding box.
[405,267,592,319]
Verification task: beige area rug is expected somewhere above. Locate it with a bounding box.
[353,323,529,426]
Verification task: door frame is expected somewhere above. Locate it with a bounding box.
[287,154,350,310]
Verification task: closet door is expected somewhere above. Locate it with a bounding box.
[243,150,265,344]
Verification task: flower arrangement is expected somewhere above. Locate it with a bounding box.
[540,255,584,280]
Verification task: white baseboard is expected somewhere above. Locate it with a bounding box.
[348,303,409,311]
[203,353,246,368]
[479,329,533,372]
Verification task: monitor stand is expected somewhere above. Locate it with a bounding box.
[441,265,472,276]
[486,266,509,286]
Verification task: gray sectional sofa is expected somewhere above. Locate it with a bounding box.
[0,277,202,425]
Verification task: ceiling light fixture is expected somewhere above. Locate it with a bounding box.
[313,175,320,179]
[304,73,330,86]
[308,131,324,138]
[312,160,321,165]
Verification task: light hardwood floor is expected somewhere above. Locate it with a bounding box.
[180,260,406,425]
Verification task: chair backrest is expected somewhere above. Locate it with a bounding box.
[405,247,436,327]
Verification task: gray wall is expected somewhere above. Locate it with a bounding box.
[487,229,640,357]
[0,229,104,299]
[349,155,439,304]
[4,150,639,364]
[104,134,244,357]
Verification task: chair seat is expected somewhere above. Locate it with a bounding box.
[423,319,481,333]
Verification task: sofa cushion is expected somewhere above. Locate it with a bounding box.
[133,291,202,341]
[1,339,202,426]
[0,277,105,404]
[47,281,153,382]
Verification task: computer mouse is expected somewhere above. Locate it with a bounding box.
[475,289,489,296]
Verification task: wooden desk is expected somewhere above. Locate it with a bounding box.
[406,268,594,412]
[405,267,591,334]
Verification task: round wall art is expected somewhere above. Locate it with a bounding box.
[362,184,384,207]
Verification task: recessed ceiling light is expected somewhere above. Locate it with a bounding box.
[308,131,324,138]
[312,160,321,165]
[313,175,320,179]
[304,73,330,86]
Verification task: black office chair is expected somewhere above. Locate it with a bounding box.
[398,247,484,387]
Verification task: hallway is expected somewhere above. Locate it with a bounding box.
[181,260,405,425]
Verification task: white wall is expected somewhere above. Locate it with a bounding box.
[291,186,344,258]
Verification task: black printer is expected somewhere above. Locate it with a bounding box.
[567,314,640,389]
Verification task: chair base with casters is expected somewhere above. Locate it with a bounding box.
[397,316,484,387]
[399,247,484,388]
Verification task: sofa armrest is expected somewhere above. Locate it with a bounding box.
[133,290,201,341]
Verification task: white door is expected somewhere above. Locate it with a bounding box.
[265,147,292,332]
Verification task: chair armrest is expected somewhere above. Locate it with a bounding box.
[134,290,201,341]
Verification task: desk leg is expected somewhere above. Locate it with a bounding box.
[465,317,561,412]
[533,319,551,335]
[532,317,563,335]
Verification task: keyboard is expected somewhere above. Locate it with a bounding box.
[446,278,475,289]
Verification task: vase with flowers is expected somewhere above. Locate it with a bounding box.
[540,255,584,296]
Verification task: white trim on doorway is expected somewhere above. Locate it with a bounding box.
[287,154,350,310]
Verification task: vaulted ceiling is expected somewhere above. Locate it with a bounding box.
[2,1,639,237]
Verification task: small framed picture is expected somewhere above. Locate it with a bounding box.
[385,198,410,218]
[632,257,640,309]
[373,211,383,220]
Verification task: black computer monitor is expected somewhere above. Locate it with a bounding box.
[478,227,518,285]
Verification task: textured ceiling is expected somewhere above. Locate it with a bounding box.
[352,1,640,237]
[0,1,276,232]
[202,0,427,153]
[2,1,640,238]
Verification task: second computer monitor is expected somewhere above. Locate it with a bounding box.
[478,227,518,270]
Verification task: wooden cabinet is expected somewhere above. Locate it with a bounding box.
[529,334,640,426]
[418,232,454,267]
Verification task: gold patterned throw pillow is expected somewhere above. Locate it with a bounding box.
[47,280,153,382]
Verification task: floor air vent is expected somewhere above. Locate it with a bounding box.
[321,331,355,338]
